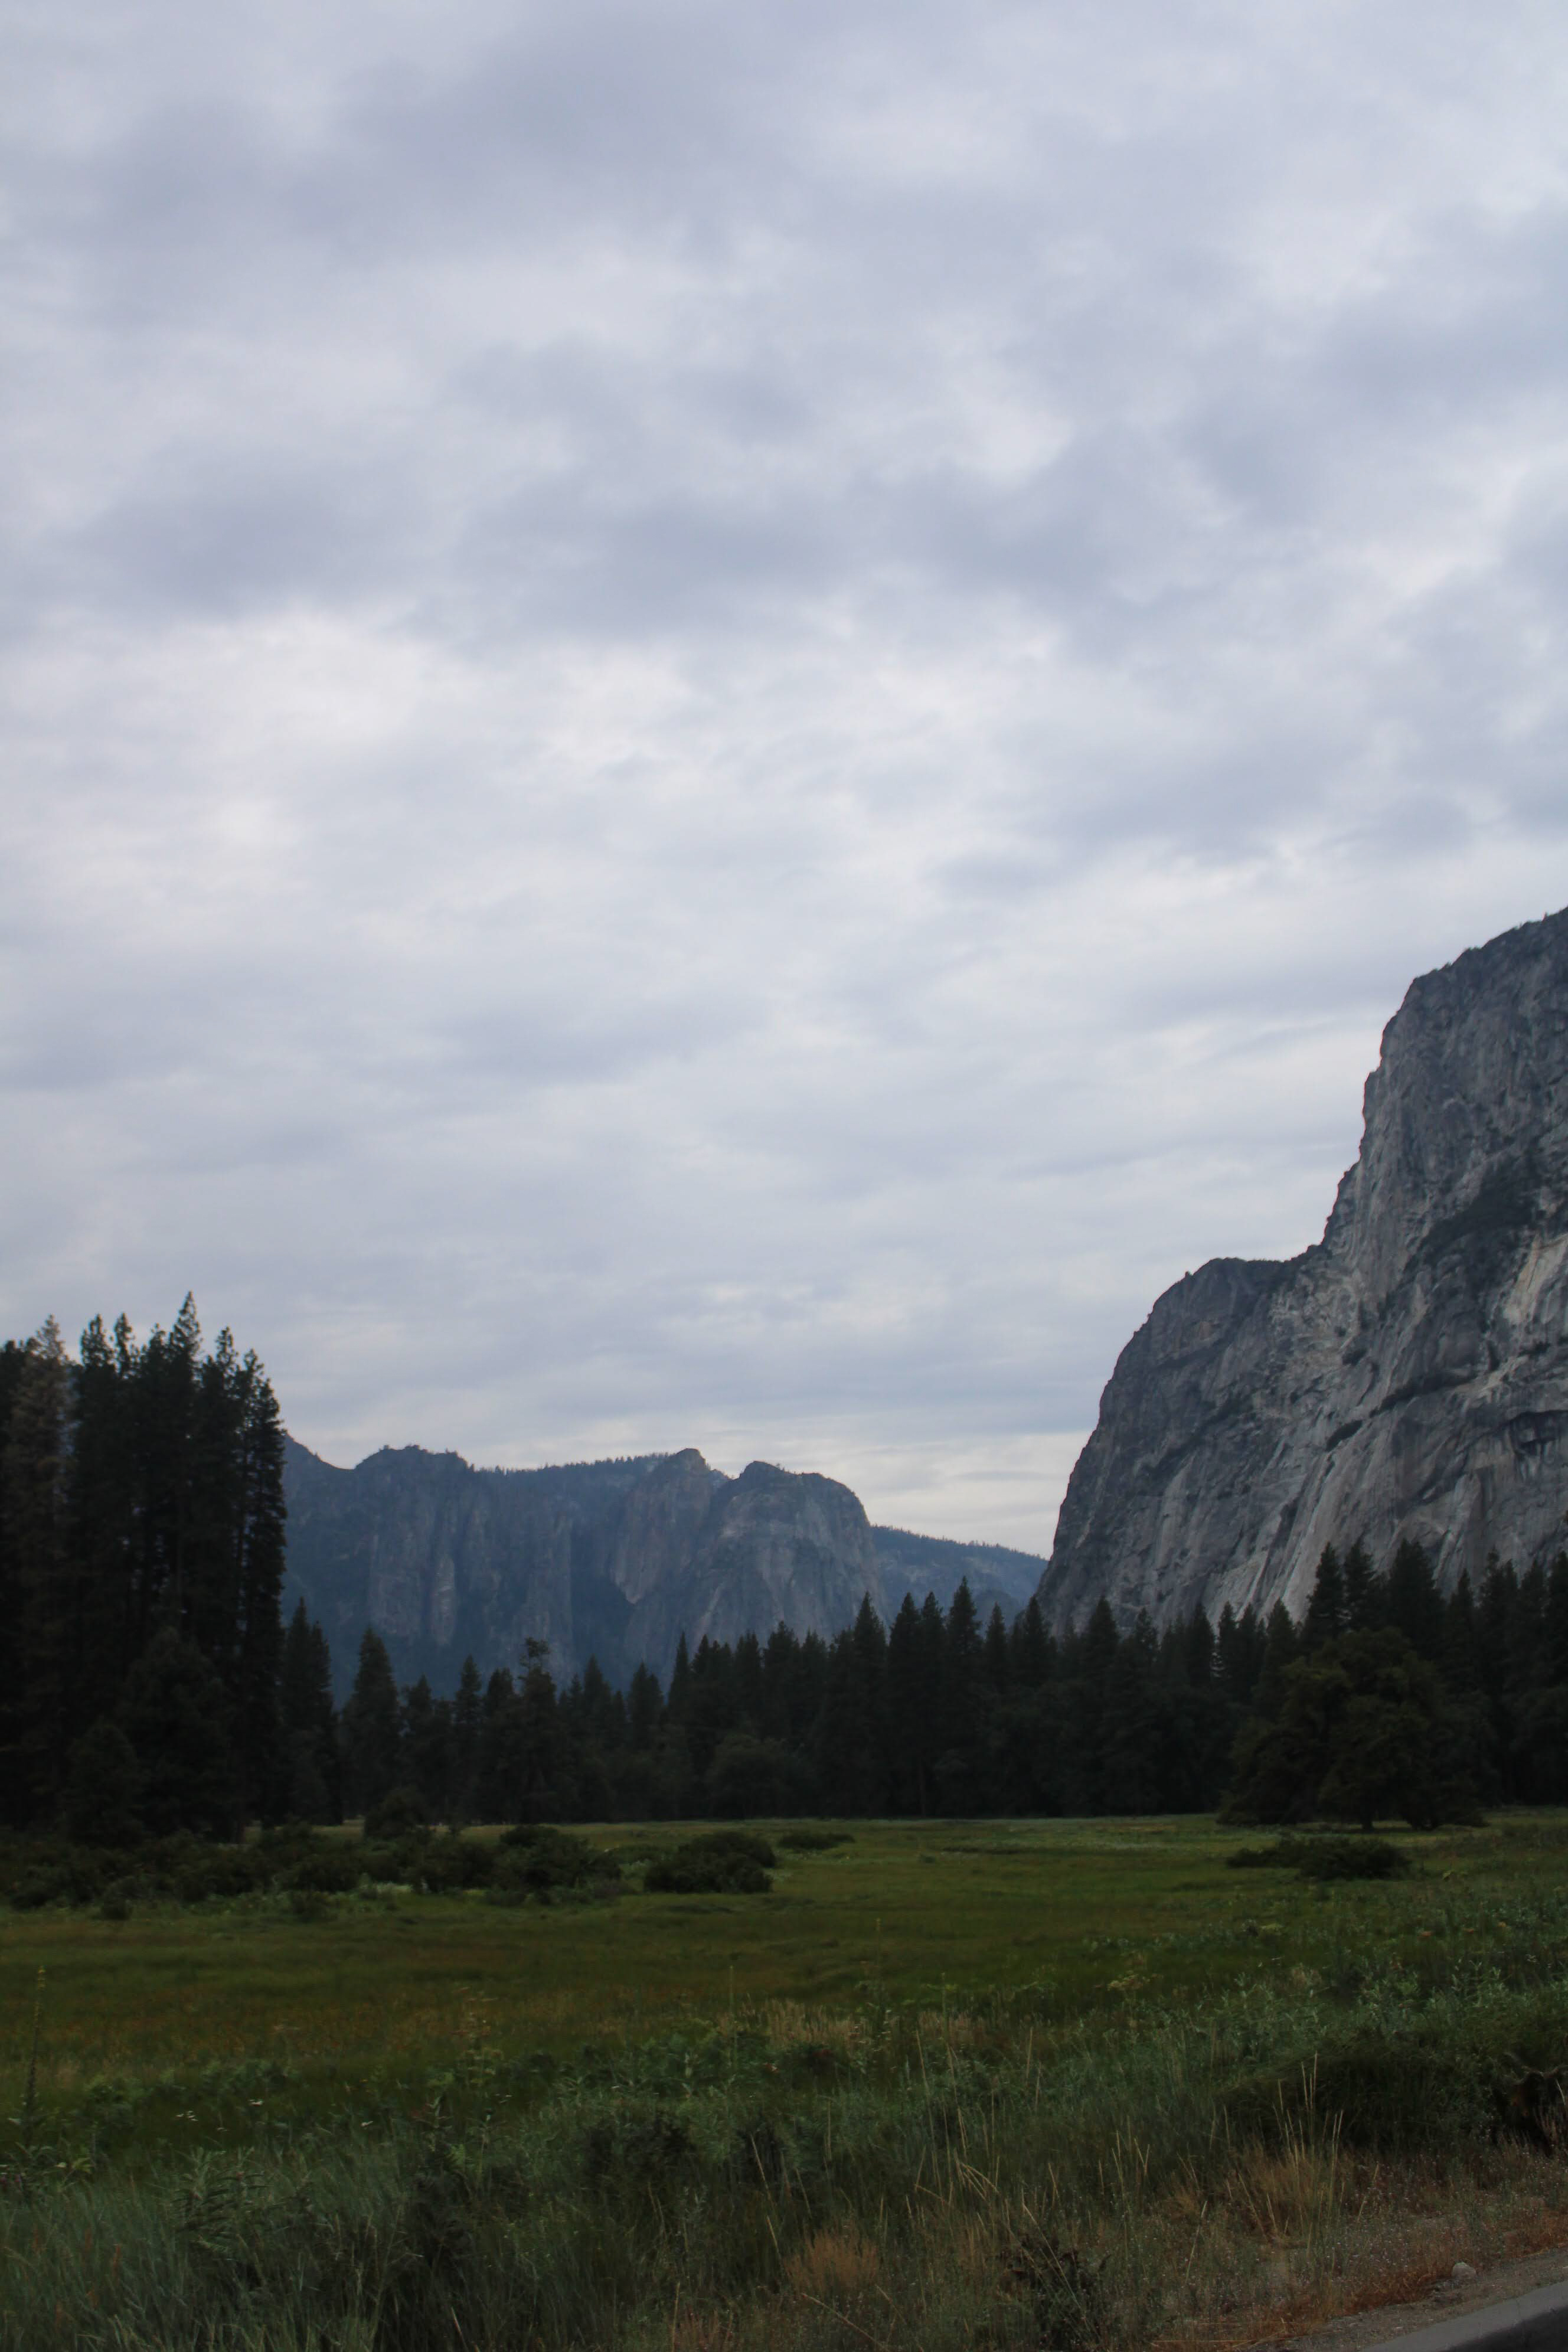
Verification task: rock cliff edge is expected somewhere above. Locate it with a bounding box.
[1037,908,1568,1629]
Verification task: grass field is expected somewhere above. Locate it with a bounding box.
[5,1813,1568,2348]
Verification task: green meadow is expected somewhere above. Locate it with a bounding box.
[5,1814,1568,2349]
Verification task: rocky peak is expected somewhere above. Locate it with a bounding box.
[1038,907,1568,1631]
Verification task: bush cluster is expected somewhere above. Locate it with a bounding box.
[492,1824,622,1903]
[643,1830,777,1893]
[1226,1833,1410,1881]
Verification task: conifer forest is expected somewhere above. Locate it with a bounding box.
[4,1306,1568,1841]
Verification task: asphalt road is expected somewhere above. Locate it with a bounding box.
[1260,2249,1568,2352]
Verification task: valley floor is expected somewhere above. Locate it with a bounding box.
[4,1813,1568,2348]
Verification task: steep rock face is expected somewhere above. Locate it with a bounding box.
[281,1442,656,1693]
[606,1449,724,1605]
[633,1462,882,1664]
[1038,909,1568,1630]
[282,1439,888,1692]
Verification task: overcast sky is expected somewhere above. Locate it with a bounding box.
[5,1,1568,1549]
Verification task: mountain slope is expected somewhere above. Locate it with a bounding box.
[283,1436,1051,1692]
[1037,907,1568,1631]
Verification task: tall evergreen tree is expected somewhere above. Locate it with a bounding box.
[402,1675,453,1819]
[7,1321,75,1819]
[1059,1597,1119,1815]
[1008,1594,1053,1688]
[279,1599,341,1821]
[340,1629,403,1817]
[450,1655,484,1817]
[1100,1612,1164,1814]
[1342,1540,1382,1632]
[887,1593,944,1814]
[1301,1545,1346,1650]
[626,1661,662,1752]
[1385,1538,1444,1661]
[119,1629,239,1838]
[1255,1601,1301,1716]
[514,1639,565,1821]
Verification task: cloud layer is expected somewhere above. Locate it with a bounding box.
[6,0,1568,1547]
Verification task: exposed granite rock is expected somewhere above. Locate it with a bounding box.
[281,1442,656,1693]
[282,1438,927,1693]
[605,1449,723,1606]
[1037,908,1568,1631]
[632,1461,881,1666]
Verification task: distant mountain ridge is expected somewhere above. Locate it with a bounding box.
[282,1436,1045,1694]
[1037,906,1568,1632]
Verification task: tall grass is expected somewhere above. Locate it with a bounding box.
[5,1887,1568,2350]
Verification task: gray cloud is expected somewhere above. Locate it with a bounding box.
[5,0,1568,1549]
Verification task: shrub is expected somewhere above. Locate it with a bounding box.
[280,1845,364,1896]
[363,1785,429,1841]
[1227,1833,1409,1881]
[404,1835,496,1893]
[172,1849,268,1904]
[1293,1834,1410,1880]
[492,1825,621,1903]
[3,1841,109,1909]
[644,1830,775,1894]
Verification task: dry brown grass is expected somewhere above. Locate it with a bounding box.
[785,2224,884,2302]
[1129,2142,1568,2350]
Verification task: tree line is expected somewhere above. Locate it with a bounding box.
[316,1534,1568,1830]
[0,1304,285,1838]
[5,1304,1567,1839]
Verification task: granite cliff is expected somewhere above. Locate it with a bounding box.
[282,1438,1046,1693]
[1037,908,1568,1631]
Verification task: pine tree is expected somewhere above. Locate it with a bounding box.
[227,1341,287,1819]
[401,1675,453,1818]
[1216,1604,1266,1709]
[626,1662,662,1752]
[8,1321,76,1818]
[733,1631,764,1733]
[279,1600,341,1821]
[473,1668,519,1821]
[814,1598,891,1813]
[684,1638,739,1782]
[1100,1612,1164,1814]
[935,1580,983,1811]
[667,1635,692,1725]
[0,1338,29,1821]
[982,1604,1011,1696]
[1180,1607,1216,1688]
[887,1593,944,1814]
[1442,1569,1482,1695]
[515,1641,564,1821]
[1008,1595,1053,1688]
[450,1655,484,1817]
[118,1629,239,1837]
[1342,1539,1383,1632]
[1385,1538,1443,1661]
[1546,1553,1568,1686]
[1301,1546,1346,1650]
[1254,1600,1301,1717]
[71,1316,140,1737]
[1059,1598,1119,1814]
[340,1629,403,1817]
